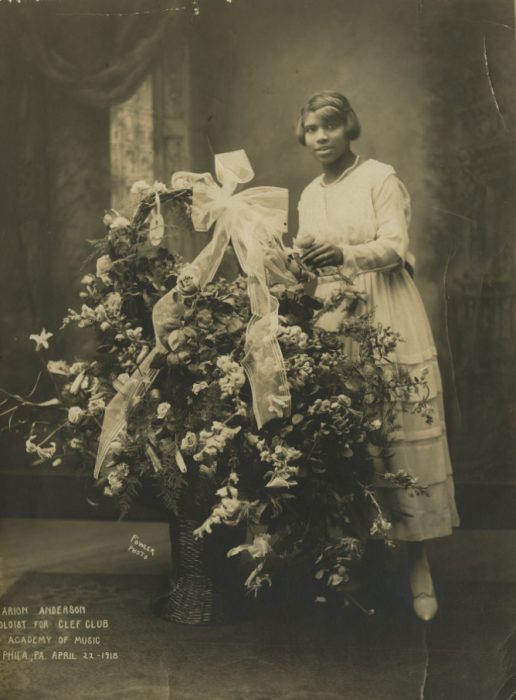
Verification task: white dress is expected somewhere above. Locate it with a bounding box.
[297,157,459,541]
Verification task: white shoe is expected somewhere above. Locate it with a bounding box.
[412,589,438,621]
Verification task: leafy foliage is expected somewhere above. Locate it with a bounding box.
[2,182,430,603]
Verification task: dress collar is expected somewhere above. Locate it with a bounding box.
[319,155,363,187]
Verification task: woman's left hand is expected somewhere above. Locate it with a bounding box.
[301,243,343,269]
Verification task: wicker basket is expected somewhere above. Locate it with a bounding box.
[156,516,246,625]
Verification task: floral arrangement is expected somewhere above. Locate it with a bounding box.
[2,179,430,604]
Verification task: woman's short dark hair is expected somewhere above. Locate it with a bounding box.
[295,91,361,145]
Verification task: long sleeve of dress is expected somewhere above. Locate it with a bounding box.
[339,174,410,278]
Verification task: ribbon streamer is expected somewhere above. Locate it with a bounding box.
[94,150,291,478]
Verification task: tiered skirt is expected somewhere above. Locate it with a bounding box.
[314,267,460,541]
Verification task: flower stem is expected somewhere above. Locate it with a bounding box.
[37,422,68,447]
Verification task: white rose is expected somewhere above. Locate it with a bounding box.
[180,431,198,454]
[104,292,122,315]
[108,440,124,456]
[177,266,200,298]
[68,406,85,424]
[171,174,193,190]
[130,180,151,196]
[151,180,167,193]
[94,304,107,322]
[157,402,171,419]
[96,255,112,279]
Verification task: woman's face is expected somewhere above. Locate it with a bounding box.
[302,108,350,165]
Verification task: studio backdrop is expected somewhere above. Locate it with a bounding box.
[1,0,515,523]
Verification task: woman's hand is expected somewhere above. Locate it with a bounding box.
[301,243,343,269]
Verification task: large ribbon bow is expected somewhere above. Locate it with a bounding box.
[94,150,291,478]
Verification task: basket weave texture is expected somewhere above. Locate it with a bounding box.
[159,517,244,625]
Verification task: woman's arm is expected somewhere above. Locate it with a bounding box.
[301,174,410,277]
[338,173,410,277]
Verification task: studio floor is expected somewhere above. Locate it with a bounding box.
[1,519,516,700]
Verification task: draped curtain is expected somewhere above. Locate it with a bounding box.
[0,0,172,390]
[14,0,170,109]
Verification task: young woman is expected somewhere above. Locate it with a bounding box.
[295,91,459,621]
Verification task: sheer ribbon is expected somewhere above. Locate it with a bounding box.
[94,150,291,478]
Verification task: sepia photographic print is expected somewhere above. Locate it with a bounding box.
[0,0,515,698]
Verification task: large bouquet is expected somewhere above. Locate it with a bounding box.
[3,172,430,604]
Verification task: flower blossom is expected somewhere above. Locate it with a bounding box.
[104,463,130,497]
[25,435,57,461]
[94,304,107,322]
[199,464,217,478]
[74,304,97,328]
[287,354,315,389]
[216,355,246,399]
[277,324,309,349]
[196,309,213,329]
[227,534,272,560]
[126,327,143,341]
[87,396,106,416]
[172,174,193,190]
[95,255,112,283]
[370,513,392,537]
[130,180,167,198]
[191,381,209,395]
[110,216,130,230]
[47,360,70,375]
[180,431,198,454]
[68,371,86,395]
[267,394,290,418]
[130,180,151,196]
[156,402,171,419]
[29,329,53,352]
[177,266,200,298]
[81,274,96,286]
[308,394,352,416]
[104,292,122,315]
[257,441,302,489]
[193,422,241,463]
[193,479,260,538]
[68,406,85,424]
[193,496,240,536]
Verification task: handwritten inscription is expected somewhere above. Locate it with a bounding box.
[128,533,155,560]
[1,605,118,661]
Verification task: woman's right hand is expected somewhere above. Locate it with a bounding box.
[302,242,344,269]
